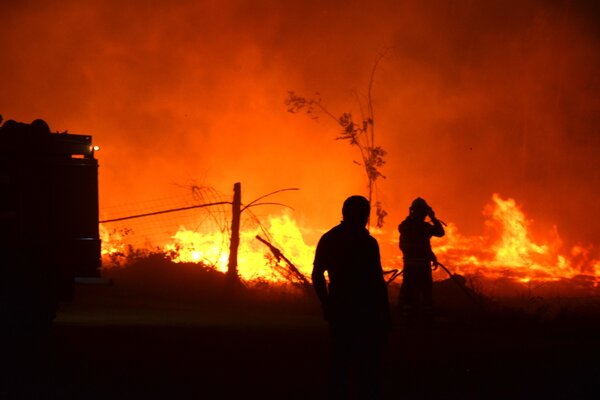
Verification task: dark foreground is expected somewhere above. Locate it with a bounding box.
[3,285,600,400]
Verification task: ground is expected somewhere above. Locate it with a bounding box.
[3,274,600,399]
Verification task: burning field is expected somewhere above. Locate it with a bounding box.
[99,190,600,299]
[434,193,600,297]
[2,0,598,302]
[3,2,600,398]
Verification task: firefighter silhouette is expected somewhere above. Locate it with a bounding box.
[312,195,391,399]
[398,197,445,321]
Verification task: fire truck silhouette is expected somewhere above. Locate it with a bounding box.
[1,118,100,328]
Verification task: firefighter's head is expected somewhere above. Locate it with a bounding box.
[342,195,370,227]
[409,197,431,220]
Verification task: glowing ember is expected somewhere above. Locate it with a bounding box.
[100,225,131,258]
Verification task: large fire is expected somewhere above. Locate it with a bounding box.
[3,2,599,298]
[163,214,314,282]
[434,194,600,295]
[101,194,599,296]
[100,212,316,283]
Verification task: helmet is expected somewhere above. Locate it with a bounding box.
[410,197,430,214]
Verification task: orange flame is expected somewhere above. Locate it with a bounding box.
[435,194,599,292]
[163,214,314,282]
[101,194,599,295]
[100,225,131,258]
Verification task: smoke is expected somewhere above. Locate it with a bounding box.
[376,1,600,245]
[1,0,598,260]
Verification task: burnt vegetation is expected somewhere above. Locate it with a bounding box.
[94,249,600,328]
[99,252,316,312]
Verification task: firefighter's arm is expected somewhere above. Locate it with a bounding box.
[428,209,445,237]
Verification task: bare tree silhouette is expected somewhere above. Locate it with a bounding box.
[285,53,388,227]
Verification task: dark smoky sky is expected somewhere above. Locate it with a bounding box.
[1,0,599,256]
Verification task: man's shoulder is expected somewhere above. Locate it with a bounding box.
[319,223,375,242]
[365,233,379,249]
[318,223,343,243]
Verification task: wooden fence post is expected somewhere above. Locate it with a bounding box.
[227,182,241,282]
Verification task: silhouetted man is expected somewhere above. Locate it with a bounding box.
[312,195,391,399]
[398,197,445,322]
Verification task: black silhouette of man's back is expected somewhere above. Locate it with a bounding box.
[312,196,390,399]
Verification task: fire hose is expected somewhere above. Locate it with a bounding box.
[384,260,480,307]
[435,261,480,305]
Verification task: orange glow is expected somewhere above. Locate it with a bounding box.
[101,194,599,296]
[100,225,130,259]
[112,214,314,282]
[434,194,599,294]
[2,3,598,297]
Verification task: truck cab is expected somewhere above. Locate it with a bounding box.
[0,118,100,328]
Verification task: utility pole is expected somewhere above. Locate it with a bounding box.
[227,182,241,283]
